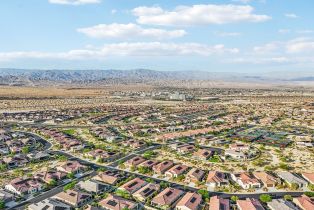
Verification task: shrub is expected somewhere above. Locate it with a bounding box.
[259,194,272,203]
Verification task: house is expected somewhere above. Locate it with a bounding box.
[99,194,140,210]
[293,195,314,210]
[206,171,228,188]
[139,160,159,169]
[231,173,261,189]
[56,161,87,174]
[176,192,202,210]
[93,170,124,185]
[151,187,184,209]
[225,149,246,160]
[185,168,205,184]
[237,198,265,210]
[3,155,29,169]
[85,205,102,210]
[277,172,308,188]
[302,173,314,185]
[28,198,71,210]
[0,189,15,204]
[125,156,146,168]
[34,169,67,184]
[230,143,250,151]
[253,172,278,188]
[118,177,147,194]
[165,164,189,178]
[177,145,195,154]
[5,178,43,195]
[27,151,50,162]
[87,149,121,162]
[267,199,298,210]
[193,149,213,160]
[133,183,160,202]
[153,160,174,174]
[76,179,110,194]
[53,189,92,208]
[169,142,189,150]
[209,196,230,210]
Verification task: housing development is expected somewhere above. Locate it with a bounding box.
[1,0,314,209]
[0,86,313,210]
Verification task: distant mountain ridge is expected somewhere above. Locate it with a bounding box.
[0,68,313,86]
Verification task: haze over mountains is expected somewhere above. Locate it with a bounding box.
[0,69,313,87]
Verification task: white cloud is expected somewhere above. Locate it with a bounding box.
[0,42,239,62]
[215,31,241,37]
[253,42,279,53]
[285,13,299,19]
[252,37,314,54]
[230,37,314,65]
[48,0,101,5]
[230,56,291,64]
[111,9,117,14]
[296,30,313,34]
[77,23,186,39]
[231,0,252,3]
[286,38,314,53]
[230,56,314,64]
[132,4,271,26]
[278,29,291,34]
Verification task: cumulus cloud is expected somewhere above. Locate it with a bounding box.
[0,42,239,62]
[253,42,279,53]
[132,4,271,26]
[285,13,299,19]
[215,32,241,37]
[286,38,314,53]
[252,37,314,54]
[278,29,291,34]
[231,0,252,3]
[48,0,101,5]
[230,37,314,64]
[77,23,186,39]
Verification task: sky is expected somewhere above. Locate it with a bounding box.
[0,0,314,73]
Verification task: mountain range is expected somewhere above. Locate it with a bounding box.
[0,68,313,87]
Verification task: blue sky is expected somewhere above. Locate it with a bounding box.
[0,0,314,72]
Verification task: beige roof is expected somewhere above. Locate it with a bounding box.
[237,198,264,210]
[167,164,189,175]
[119,177,147,193]
[302,172,314,184]
[152,187,184,206]
[176,192,202,210]
[293,195,314,210]
[253,172,277,185]
[186,168,205,181]
[93,171,121,185]
[53,189,91,207]
[209,196,230,210]
[99,194,138,210]
[207,171,227,184]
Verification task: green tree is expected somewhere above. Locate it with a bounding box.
[304,191,314,197]
[197,189,209,200]
[290,183,299,190]
[0,164,7,172]
[22,146,30,154]
[63,181,77,191]
[67,172,75,179]
[284,195,293,201]
[259,194,272,203]
[49,179,57,187]
[308,184,314,191]
[0,200,5,209]
[231,195,239,202]
[115,189,130,199]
